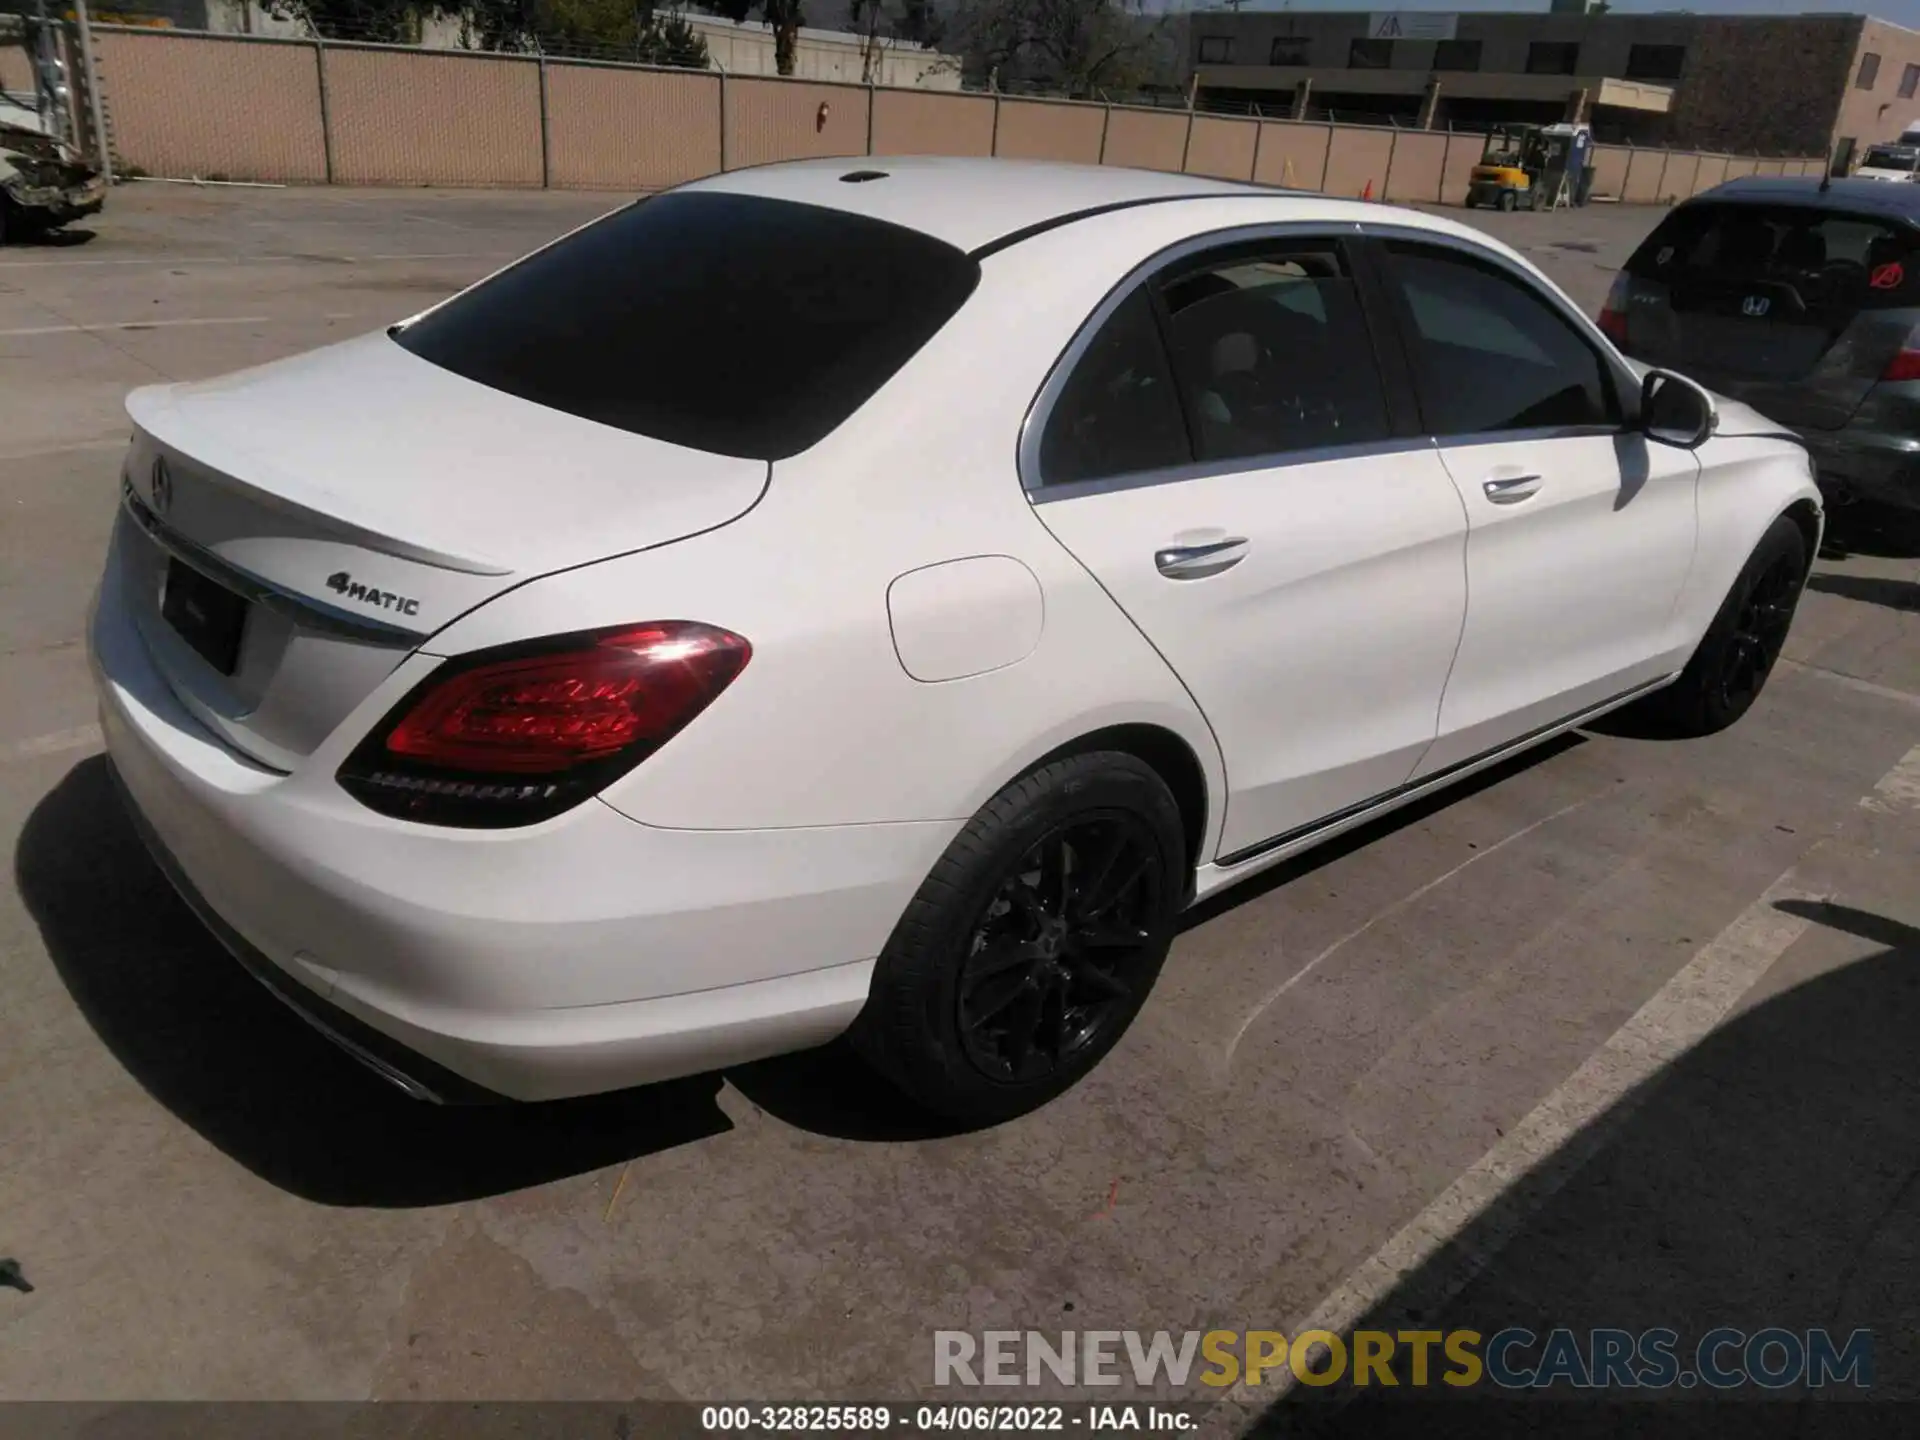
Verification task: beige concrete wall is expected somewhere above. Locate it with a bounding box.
[725,77,869,166]
[1438,131,1482,206]
[0,41,35,96]
[1185,114,1256,180]
[87,28,1826,203]
[1102,106,1187,172]
[993,98,1104,164]
[1323,125,1392,199]
[1722,156,1758,182]
[92,29,327,182]
[324,47,541,186]
[544,63,721,191]
[872,88,994,157]
[1592,144,1632,199]
[1622,146,1664,202]
[1382,130,1446,205]
[1690,153,1728,196]
[1662,152,1701,201]
[1251,120,1329,190]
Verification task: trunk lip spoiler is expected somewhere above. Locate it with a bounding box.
[122,480,430,650]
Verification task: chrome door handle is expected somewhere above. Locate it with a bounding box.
[1155,537,1249,579]
[1483,474,1544,503]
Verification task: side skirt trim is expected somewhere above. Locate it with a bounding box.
[1214,675,1675,871]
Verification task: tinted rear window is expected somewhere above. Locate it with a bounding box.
[394,191,982,461]
[1626,201,1920,312]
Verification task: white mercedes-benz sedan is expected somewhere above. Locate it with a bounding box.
[89,157,1822,1123]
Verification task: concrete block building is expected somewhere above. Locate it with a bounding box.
[1185,6,1920,160]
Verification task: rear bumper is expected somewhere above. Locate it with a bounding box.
[87,543,954,1102]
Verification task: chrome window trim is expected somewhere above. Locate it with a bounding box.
[122,481,429,649]
[1031,433,1443,505]
[1017,219,1370,499]
[1017,218,1650,504]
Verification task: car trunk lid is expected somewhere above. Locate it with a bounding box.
[116,332,768,771]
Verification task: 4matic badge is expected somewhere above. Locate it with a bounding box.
[325,571,421,617]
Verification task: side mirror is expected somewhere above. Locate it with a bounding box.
[1640,368,1717,449]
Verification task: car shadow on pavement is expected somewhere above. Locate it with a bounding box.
[1247,899,1920,1440]
[1805,573,1920,613]
[15,756,735,1208]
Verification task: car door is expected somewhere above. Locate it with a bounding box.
[1025,232,1469,863]
[1367,235,1701,778]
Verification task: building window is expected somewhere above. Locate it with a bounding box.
[1433,39,1482,72]
[1198,36,1234,64]
[1270,37,1311,66]
[1349,38,1394,69]
[1858,52,1881,89]
[1902,63,1920,98]
[1625,44,1686,82]
[1526,41,1581,75]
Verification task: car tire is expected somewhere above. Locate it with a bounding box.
[1498,190,1518,212]
[851,751,1186,1126]
[1628,514,1809,738]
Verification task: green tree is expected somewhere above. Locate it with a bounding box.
[702,0,803,76]
[952,0,1173,97]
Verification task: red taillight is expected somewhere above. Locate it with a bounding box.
[339,621,750,826]
[1597,273,1632,346]
[1882,347,1920,383]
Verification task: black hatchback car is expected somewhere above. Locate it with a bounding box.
[1601,176,1920,515]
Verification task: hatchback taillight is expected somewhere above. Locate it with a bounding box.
[338,621,750,827]
[1597,272,1631,346]
[1882,338,1920,383]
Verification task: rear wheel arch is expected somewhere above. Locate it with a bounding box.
[1019,723,1211,885]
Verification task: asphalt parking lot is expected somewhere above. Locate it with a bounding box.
[2,183,1919,1425]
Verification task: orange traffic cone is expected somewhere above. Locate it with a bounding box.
[1361,179,1374,201]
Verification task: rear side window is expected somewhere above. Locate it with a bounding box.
[1154,240,1392,462]
[1039,288,1192,486]
[1626,202,1920,312]
[394,192,981,462]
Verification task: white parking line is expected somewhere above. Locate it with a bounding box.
[1224,738,1920,1411]
[0,723,103,767]
[0,313,362,338]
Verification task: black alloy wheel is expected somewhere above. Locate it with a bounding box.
[955,814,1165,1085]
[1716,549,1800,713]
[851,750,1186,1125]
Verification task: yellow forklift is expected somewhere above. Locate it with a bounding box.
[1464,122,1594,211]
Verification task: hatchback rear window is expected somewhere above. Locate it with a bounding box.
[394,191,982,461]
[1625,201,1920,313]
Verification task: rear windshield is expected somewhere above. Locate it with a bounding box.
[1862,147,1919,171]
[394,191,982,461]
[1625,201,1920,312]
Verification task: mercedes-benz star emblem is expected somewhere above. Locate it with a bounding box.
[150,456,174,517]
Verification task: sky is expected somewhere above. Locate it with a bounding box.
[1157,0,1920,29]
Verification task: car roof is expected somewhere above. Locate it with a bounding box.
[685,155,1302,255]
[1688,174,1920,223]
